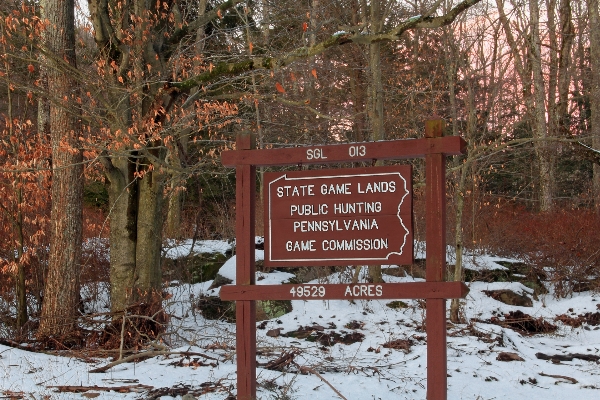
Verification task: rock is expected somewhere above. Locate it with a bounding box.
[572,279,600,293]
[197,295,236,322]
[489,310,558,334]
[386,300,408,309]
[483,289,533,307]
[163,252,227,284]
[496,352,524,362]
[382,339,413,352]
[256,300,292,321]
[465,261,548,298]
[207,274,233,290]
[197,296,291,322]
[266,328,282,337]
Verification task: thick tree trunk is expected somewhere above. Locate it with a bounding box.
[105,158,138,313]
[38,0,83,338]
[136,169,165,298]
[165,149,183,239]
[102,147,165,313]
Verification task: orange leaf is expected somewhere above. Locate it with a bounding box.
[275,82,285,93]
[302,22,308,32]
[311,69,318,79]
[217,9,222,18]
[248,41,253,54]
[28,64,34,73]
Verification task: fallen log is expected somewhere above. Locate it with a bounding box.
[535,352,600,363]
[89,350,221,373]
[47,384,153,393]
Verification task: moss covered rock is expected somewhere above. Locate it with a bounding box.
[197,295,292,322]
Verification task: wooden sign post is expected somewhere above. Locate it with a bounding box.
[221,120,467,400]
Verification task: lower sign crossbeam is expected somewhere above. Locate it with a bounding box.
[219,282,468,301]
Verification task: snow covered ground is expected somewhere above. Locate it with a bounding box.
[1,240,599,399]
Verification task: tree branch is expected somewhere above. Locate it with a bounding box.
[89,350,222,373]
[576,142,600,164]
[172,0,482,92]
[169,0,246,47]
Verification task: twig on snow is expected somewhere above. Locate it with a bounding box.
[294,363,348,400]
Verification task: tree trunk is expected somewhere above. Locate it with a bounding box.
[6,79,28,329]
[365,0,386,284]
[104,157,138,313]
[589,0,600,212]
[529,0,554,211]
[349,0,367,143]
[557,0,574,137]
[38,0,83,338]
[15,187,27,329]
[497,0,553,211]
[450,76,477,323]
[102,151,165,313]
[136,168,165,299]
[165,148,184,239]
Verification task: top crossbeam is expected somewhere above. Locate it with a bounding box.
[221,136,467,167]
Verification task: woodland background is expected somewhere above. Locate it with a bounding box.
[0,0,599,349]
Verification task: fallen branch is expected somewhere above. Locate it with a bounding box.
[536,352,600,363]
[47,384,153,393]
[295,363,348,400]
[539,372,578,384]
[89,351,221,373]
[0,339,33,352]
[261,350,299,371]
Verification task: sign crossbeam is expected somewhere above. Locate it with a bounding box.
[220,282,469,301]
[222,136,466,167]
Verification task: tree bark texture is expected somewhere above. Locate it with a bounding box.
[38,0,84,338]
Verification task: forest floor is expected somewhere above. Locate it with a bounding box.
[1,239,599,399]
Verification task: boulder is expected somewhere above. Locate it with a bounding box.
[483,289,533,307]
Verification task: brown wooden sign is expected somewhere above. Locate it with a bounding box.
[264,166,413,267]
[222,121,468,400]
